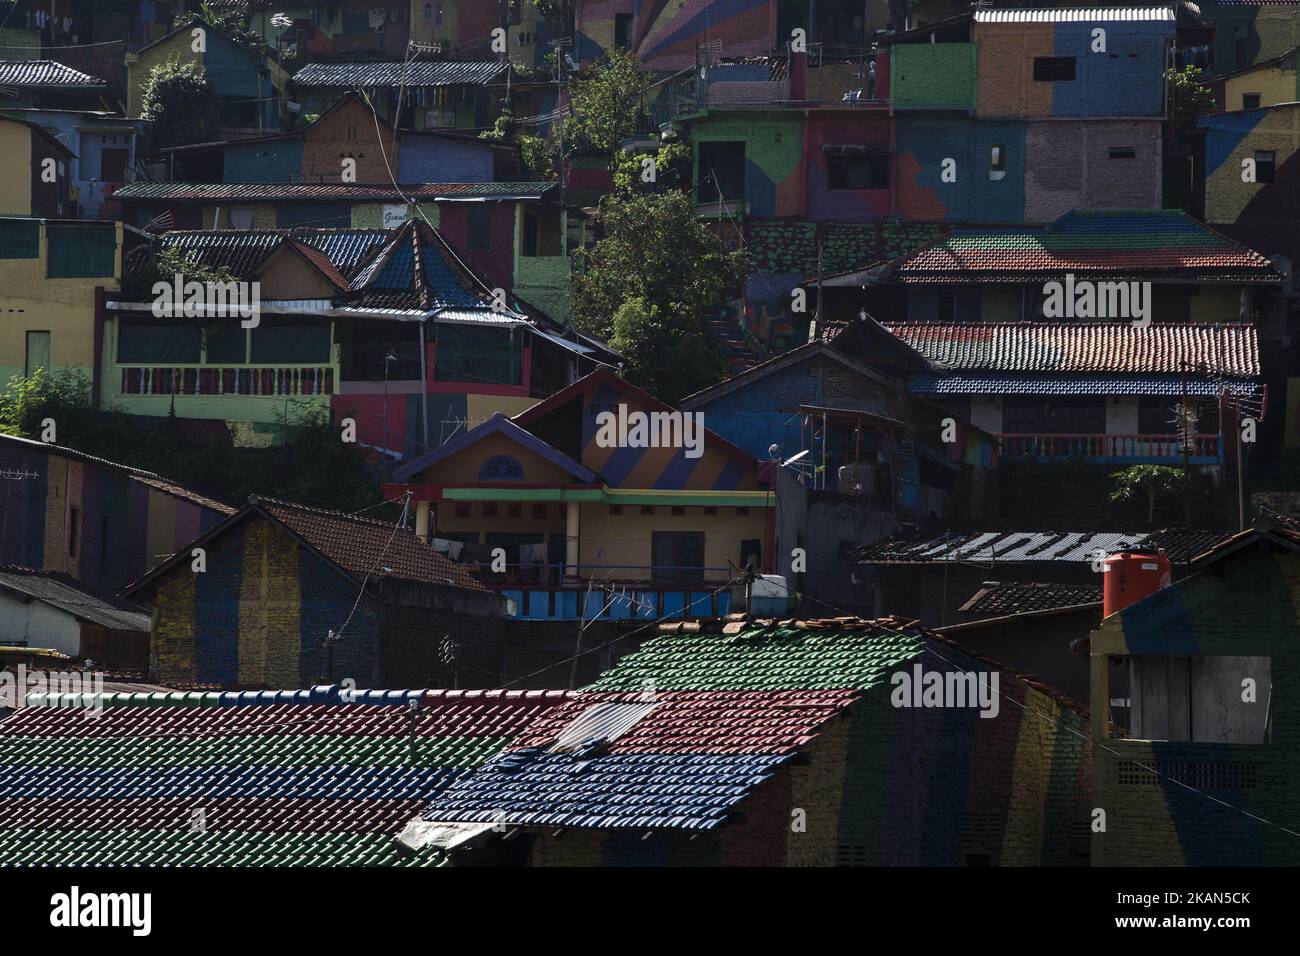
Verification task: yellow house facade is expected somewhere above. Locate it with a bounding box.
[0,217,120,389]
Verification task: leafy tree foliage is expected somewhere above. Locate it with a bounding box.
[572,190,748,403]
[1110,465,1186,522]
[563,48,647,155]
[140,58,216,149]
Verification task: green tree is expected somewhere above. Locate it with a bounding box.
[572,189,748,402]
[480,109,558,181]
[174,4,266,53]
[140,57,216,149]
[1165,65,1215,116]
[611,142,689,193]
[1109,465,1186,522]
[563,48,647,155]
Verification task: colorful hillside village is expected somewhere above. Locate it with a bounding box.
[2,0,1300,871]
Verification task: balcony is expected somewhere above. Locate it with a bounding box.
[999,433,1222,465]
[464,563,736,622]
[117,366,335,397]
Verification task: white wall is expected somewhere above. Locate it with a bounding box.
[0,593,81,657]
[1105,396,1140,435]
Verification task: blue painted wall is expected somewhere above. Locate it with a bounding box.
[1052,22,1171,118]
[223,138,303,183]
[895,115,1027,222]
[397,134,494,183]
[202,32,280,130]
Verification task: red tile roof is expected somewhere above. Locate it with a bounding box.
[883,322,1260,376]
[254,497,487,592]
[133,476,237,516]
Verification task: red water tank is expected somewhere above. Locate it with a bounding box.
[1103,550,1171,617]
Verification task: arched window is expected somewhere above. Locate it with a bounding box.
[479,454,525,480]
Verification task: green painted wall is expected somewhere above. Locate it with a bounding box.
[891,43,978,111]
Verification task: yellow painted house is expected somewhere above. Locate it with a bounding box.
[1211,45,1300,112]
[387,368,775,621]
[0,216,120,390]
[0,114,74,219]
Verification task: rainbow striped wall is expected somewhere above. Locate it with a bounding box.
[577,0,772,71]
[151,514,382,688]
[575,378,762,491]
[1091,545,1300,866]
[0,438,228,594]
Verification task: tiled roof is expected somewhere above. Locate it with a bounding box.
[254,496,488,591]
[959,582,1103,616]
[907,372,1260,396]
[885,322,1260,377]
[112,182,555,203]
[0,60,106,88]
[852,529,1229,565]
[890,211,1280,283]
[138,228,393,281]
[0,566,151,632]
[422,689,860,830]
[589,617,928,692]
[0,687,571,866]
[132,476,237,516]
[343,220,514,316]
[292,60,506,88]
[421,613,1085,834]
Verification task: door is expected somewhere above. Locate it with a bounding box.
[25,331,50,377]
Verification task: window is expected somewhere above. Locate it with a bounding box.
[652,531,705,584]
[1242,92,1261,110]
[696,141,745,204]
[117,319,201,364]
[1108,147,1136,160]
[614,13,633,50]
[479,455,525,480]
[339,319,419,380]
[1003,397,1105,434]
[826,153,889,189]
[434,325,522,386]
[250,318,332,364]
[467,205,492,251]
[1033,57,1076,81]
[25,331,50,377]
[228,207,256,230]
[1255,150,1276,183]
[1122,655,1272,743]
[68,507,80,558]
[46,223,116,278]
[989,144,1006,181]
[98,147,129,182]
[936,290,956,323]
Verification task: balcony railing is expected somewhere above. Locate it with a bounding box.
[118,366,335,397]
[999,433,1222,462]
[456,563,738,621]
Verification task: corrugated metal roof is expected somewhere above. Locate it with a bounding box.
[0,60,106,87]
[292,60,506,88]
[113,181,554,203]
[856,528,1228,565]
[0,567,151,632]
[885,322,1260,376]
[974,8,1175,22]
